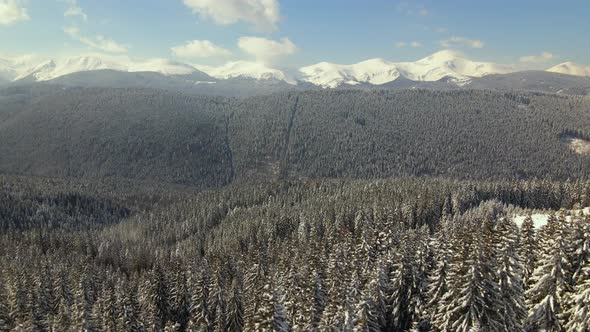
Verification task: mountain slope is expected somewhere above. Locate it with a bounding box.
[0,88,233,187]
[467,71,590,94]
[547,62,590,77]
[299,50,514,88]
[195,61,295,84]
[2,88,590,186]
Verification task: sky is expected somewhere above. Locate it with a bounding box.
[0,0,588,70]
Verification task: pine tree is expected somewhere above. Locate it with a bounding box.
[441,218,503,332]
[519,214,538,288]
[309,269,327,331]
[343,271,362,331]
[31,290,49,332]
[496,218,526,331]
[353,294,380,332]
[0,278,13,331]
[149,265,171,331]
[188,263,214,332]
[169,268,190,331]
[226,277,244,332]
[563,219,590,331]
[389,250,413,331]
[120,281,144,332]
[564,259,590,331]
[272,288,290,332]
[525,213,570,332]
[211,275,227,332]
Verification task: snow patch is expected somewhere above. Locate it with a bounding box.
[563,137,590,155]
[512,207,590,228]
[513,214,550,229]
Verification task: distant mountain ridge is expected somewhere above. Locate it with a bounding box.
[298,50,514,88]
[1,51,590,90]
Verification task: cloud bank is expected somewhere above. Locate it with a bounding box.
[520,52,554,63]
[171,40,231,58]
[64,26,128,53]
[0,0,29,26]
[238,36,296,64]
[440,36,484,49]
[183,0,280,30]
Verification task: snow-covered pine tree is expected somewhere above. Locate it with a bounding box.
[441,216,503,332]
[0,278,12,331]
[120,281,144,332]
[353,293,380,332]
[272,288,290,332]
[496,217,526,331]
[388,234,415,331]
[211,275,227,332]
[564,252,590,331]
[149,264,171,331]
[561,217,590,331]
[525,212,570,331]
[343,271,363,331]
[188,264,214,331]
[519,214,538,288]
[226,274,244,332]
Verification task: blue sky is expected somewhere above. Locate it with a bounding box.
[0,0,588,68]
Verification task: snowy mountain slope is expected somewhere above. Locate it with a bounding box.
[14,55,210,82]
[547,62,590,77]
[195,61,296,84]
[299,50,515,88]
[0,55,47,81]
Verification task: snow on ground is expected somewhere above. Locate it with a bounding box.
[563,137,590,155]
[513,214,551,228]
[512,207,590,228]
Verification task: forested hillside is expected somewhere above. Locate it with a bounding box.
[2,86,590,331]
[1,175,590,331]
[1,88,590,186]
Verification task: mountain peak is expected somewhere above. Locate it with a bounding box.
[419,49,465,62]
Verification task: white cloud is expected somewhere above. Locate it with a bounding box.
[0,0,29,26]
[519,51,554,63]
[238,36,296,64]
[64,26,128,53]
[65,6,87,21]
[396,41,422,48]
[439,36,484,49]
[418,8,429,16]
[171,40,231,58]
[434,27,448,34]
[183,0,280,30]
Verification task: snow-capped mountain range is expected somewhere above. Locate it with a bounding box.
[299,50,514,88]
[1,50,589,88]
